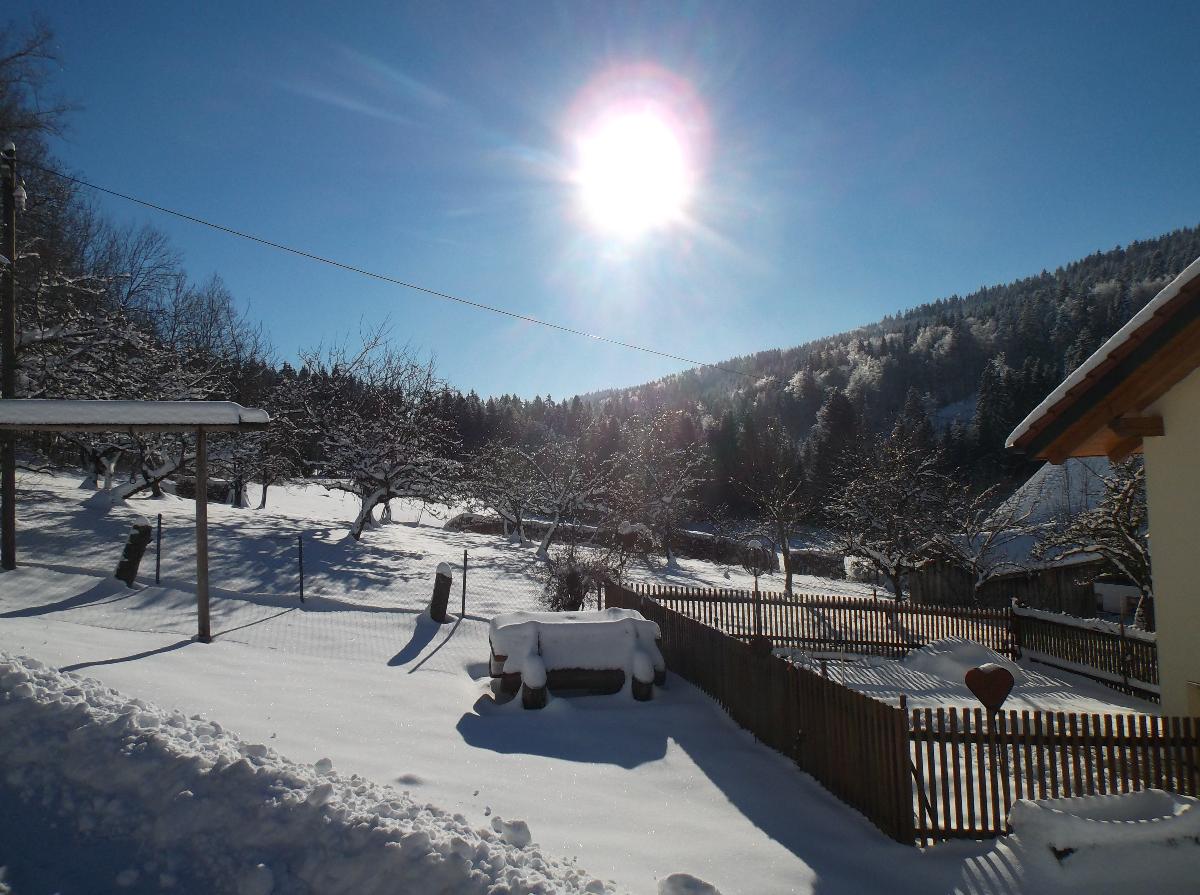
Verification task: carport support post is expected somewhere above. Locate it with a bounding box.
[195,426,211,643]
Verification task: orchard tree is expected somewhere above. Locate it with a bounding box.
[300,334,461,540]
[618,411,709,570]
[526,434,614,559]
[467,440,540,543]
[827,425,955,599]
[1034,458,1153,628]
[736,424,810,594]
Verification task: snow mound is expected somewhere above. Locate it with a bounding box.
[658,873,722,895]
[0,653,619,895]
[1010,789,1200,851]
[902,637,1023,686]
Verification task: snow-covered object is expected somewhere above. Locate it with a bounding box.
[1009,789,1200,851]
[435,561,455,579]
[0,653,617,895]
[1014,605,1156,643]
[658,873,722,895]
[1007,252,1200,448]
[902,637,1024,686]
[995,457,1111,526]
[843,555,877,583]
[489,609,665,686]
[617,521,653,539]
[0,399,269,428]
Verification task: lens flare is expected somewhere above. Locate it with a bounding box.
[566,64,708,239]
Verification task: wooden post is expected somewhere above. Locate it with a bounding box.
[461,548,467,617]
[298,533,305,602]
[1,143,18,571]
[195,426,211,643]
[155,513,162,584]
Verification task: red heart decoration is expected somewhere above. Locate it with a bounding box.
[964,664,1015,712]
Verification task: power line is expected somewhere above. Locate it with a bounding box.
[25,160,752,380]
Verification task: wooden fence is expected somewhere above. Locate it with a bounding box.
[623,582,1159,699]
[909,558,1103,615]
[908,707,1200,843]
[1014,609,1159,700]
[605,582,915,843]
[605,582,1195,845]
[628,583,1015,659]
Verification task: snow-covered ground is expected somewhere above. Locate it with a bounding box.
[780,637,1155,716]
[0,473,1182,893]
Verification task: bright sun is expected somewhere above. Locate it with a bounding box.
[574,110,691,236]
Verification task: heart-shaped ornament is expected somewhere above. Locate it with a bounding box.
[964,663,1015,712]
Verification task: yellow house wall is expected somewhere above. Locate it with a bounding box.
[1144,366,1200,716]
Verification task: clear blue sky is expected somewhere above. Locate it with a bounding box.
[15,1,1200,398]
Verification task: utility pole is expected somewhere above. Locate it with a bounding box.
[1,142,18,571]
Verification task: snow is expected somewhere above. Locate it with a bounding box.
[1006,252,1200,449]
[0,653,614,895]
[2,472,958,894]
[780,637,1154,716]
[902,638,1024,686]
[995,457,1111,526]
[1014,605,1156,643]
[952,790,1200,895]
[437,561,456,579]
[490,609,665,687]
[0,471,1181,893]
[1007,789,1200,850]
[0,398,269,428]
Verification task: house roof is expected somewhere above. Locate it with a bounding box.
[1006,254,1200,462]
[0,399,270,432]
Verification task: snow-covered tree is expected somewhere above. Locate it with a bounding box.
[466,441,540,543]
[929,484,1035,602]
[526,435,614,559]
[300,335,461,540]
[737,424,810,594]
[827,426,955,599]
[617,411,709,570]
[1034,458,1153,628]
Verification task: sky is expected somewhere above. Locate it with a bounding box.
[12,0,1200,399]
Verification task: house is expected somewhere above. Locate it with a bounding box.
[1006,255,1200,716]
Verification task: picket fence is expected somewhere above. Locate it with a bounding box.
[604,583,1197,844]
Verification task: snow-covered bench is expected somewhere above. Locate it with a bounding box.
[488,609,667,709]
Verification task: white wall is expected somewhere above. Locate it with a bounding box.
[1144,366,1200,716]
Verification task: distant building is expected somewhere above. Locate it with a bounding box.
[1007,255,1200,716]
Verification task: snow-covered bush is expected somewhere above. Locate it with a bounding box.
[538,543,621,612]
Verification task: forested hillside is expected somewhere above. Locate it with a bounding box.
[440,224,1200,508]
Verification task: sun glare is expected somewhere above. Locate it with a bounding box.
[575,109,691,236]
[566,64,707,240]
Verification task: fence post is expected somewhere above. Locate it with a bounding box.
[462,548,468,617]
[1009,599,1021,659]
[155,513,162,584]
[1119,616,1129,691]
[298,534,304,602]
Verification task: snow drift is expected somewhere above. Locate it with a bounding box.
[0,653,618,895]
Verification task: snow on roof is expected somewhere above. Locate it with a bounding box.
[1006,252,1200,449]
[996,456,1111,526]
[0,399,270,431]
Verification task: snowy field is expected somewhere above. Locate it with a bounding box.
[0,473,1187,894]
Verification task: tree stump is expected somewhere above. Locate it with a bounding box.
[114,522,153,587]
[429,562,453,623]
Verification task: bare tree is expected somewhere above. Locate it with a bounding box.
[467,440,540,543]
[300,332,461,540]
[527,435,614,559]
[737,424,810,594]
[1034,458,1153,628]
[617,411,708,571]
[930,483,1035,602]
[827,427,955,599]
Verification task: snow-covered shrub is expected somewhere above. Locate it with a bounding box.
[538,543,620,612]
[843,555,877,583]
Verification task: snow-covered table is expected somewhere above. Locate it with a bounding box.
[488,609,666,709]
